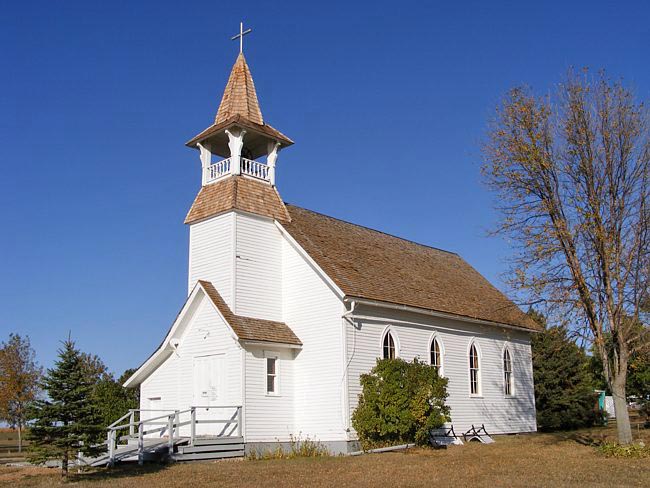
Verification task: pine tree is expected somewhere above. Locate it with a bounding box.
[28,339,105,477]
[529,311,598,431]
[92,368,139,428]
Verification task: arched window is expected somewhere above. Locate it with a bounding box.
[430,337,442,373]
[503,348,513,396]
[382,331,396,359]
[469,343,480,395]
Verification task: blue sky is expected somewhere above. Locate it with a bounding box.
[1,0,648,374]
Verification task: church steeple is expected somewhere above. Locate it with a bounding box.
[215,53,264,126]
[186,29,292,188]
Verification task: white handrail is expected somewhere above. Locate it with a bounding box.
[192,404,242,409]
[106,405,242,466]
[107,410,132,430]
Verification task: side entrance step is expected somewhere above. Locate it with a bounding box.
[170,436,245,462]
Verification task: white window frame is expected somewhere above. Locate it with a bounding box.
[503,345,514,397]
[380,327,398,359]
[468,340,482,397]
[428,333,444,377]
[264,353,280,396]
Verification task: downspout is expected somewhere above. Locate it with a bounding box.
[342,299,357,319]
[341,299,357,436]
[240,344,246,442]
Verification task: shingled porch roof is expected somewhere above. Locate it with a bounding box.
[198,280,302,346]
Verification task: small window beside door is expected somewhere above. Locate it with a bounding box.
[266,357,279,395]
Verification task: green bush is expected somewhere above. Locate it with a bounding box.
[351,358,450,449]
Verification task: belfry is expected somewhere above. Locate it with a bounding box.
[185,29,293,188]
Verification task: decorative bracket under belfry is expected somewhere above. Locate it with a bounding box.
[198,142,211,185]
[225,128,246,176]
[267,141,281,186]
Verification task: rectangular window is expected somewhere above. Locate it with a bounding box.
[470,369,479,395]
[504,371,512,395]
[266,357,277,394]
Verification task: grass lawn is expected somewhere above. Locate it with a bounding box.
[1,426,648,487]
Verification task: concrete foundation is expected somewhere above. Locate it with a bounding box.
[245,439,361,456]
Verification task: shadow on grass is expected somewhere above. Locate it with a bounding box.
[71,462,170,483]
[566,432,605,447]
[529,429,612,448]
[490,429,609,448]
[492,431,573,448]
[538,424,649,448]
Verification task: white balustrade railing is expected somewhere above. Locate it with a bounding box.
[241,158,270,181]
[204,157,271,184]
[205,158,231,183]
[105,405,242,466]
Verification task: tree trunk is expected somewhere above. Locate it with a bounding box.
[611,380,633,444]
[17,423,22,453]
[62,451,68,478]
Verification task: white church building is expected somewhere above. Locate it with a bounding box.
[124,39,539,455]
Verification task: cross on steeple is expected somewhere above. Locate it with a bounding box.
[231,22,252,54]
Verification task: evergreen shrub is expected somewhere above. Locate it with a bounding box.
[351,358,449,449]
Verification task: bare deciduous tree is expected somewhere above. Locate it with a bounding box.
[483,70,650,444]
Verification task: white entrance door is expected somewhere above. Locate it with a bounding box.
[192,354,226,436]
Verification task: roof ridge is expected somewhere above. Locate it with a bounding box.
[285,204,459,256]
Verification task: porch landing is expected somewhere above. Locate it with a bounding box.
[88,436,245,466]
[98,406,244,466]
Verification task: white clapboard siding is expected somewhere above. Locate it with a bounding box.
[188,213,233,305]
[140,353,179,416]
[140,296,243,437]
[243,347,295,442]
[346,306,537,435]
[281,236,347,441]
[234,212,283,321]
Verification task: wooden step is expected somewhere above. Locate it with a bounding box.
[171,450,244,462]
[87,438,173,467]
[191,436,244,446]
[180,443,244,454]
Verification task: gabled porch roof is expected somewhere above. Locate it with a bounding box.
[123,280,300,388]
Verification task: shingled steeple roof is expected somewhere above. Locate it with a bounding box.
[215,53,264,125]
[186,53,292,152]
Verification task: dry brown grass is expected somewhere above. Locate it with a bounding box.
[2,428,648,488]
